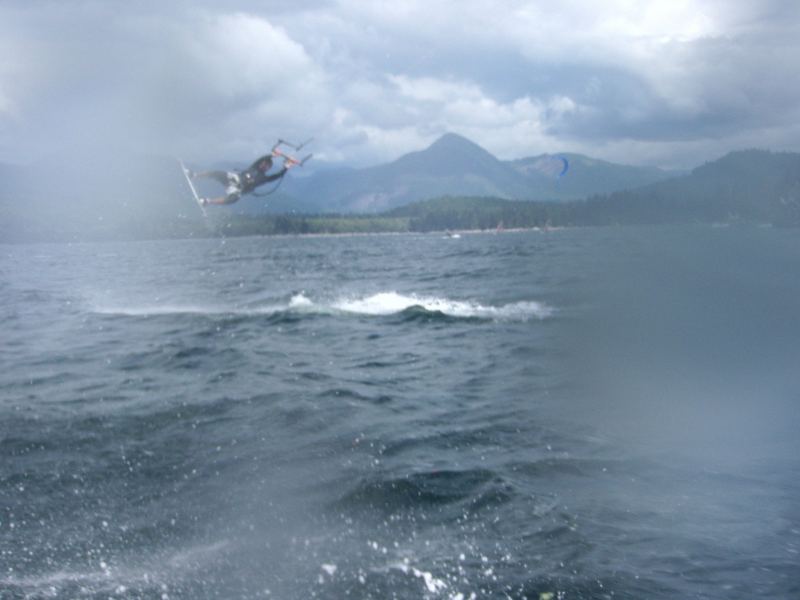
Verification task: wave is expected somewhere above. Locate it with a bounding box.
[333,292,552,320]
[335,468,514,515]
[90,295,310,318]
[92,292,553,322]
[93,304,234,317]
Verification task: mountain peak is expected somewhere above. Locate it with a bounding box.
[414,132,500,165]
[426,132,490,155]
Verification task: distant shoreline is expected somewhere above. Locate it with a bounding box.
[0,220,785,247]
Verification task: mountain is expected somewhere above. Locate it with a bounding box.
[377,149,800,231]
[0,135,676,241]
[569,149,800,226]
[509,153,676,200]
[271,133,527,213]
[271,133,675,213]
[6,141,791,243]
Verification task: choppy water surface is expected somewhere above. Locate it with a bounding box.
[2,227,798,599]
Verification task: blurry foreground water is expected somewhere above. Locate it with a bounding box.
[1,226,798,599]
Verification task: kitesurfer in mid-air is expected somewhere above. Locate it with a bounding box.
[187,153,291,206]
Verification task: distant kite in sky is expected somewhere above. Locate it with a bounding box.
[557,156,569,178]
[534,155,569,179]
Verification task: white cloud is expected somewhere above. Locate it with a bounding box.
[154,12,331,159]
[296,0,800,167]
[184,13,313,101]
[0,0,799,169]
[0,5,332,163]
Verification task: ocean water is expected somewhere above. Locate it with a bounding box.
[1,226,798,599]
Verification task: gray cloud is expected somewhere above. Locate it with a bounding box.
[1,0,799,170]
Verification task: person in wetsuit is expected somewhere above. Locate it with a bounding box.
[189,153,289,206]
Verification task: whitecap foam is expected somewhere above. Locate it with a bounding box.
[90,292,552,321]
[332,292,552,321]
[92,304,232,317]
[288,292,314,309]
[91,298,300,317]
[332,292,419,316]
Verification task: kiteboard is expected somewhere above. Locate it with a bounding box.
[178,159,206,216]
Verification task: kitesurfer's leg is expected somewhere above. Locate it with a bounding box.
[193,170,231,186]
[194,170,241,206]
[200,191,242,206]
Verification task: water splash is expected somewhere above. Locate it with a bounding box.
[332,292,552,320]
[91,291,553,322]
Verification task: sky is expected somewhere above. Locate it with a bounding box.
[1,0,799,170]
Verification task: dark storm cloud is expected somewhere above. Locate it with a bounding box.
[544,28,800,145]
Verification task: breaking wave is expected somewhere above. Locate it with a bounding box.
[91,292,553,322]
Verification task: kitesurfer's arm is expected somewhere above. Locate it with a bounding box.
[243,166,289,195]
[262,166,288,183]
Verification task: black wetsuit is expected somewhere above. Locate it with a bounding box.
[238,154,288,196]
[197,154,288,204]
